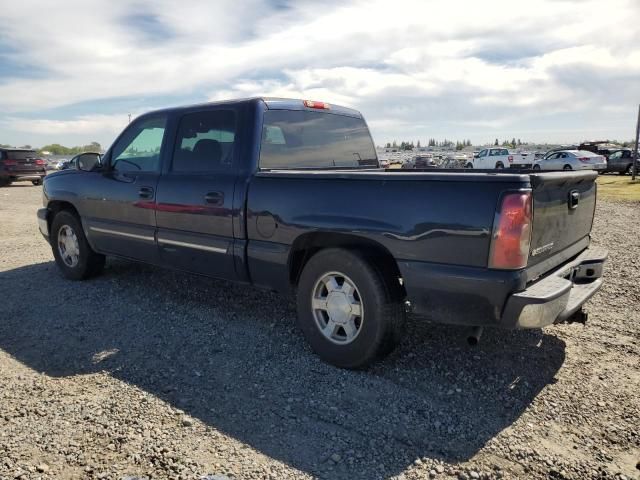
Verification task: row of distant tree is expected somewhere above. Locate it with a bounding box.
[0,142,102,155]
[384,138,638,151]
[384,139,475,151]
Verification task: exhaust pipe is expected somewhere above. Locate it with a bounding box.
[467,326,483,346]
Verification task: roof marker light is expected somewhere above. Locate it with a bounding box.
[303,100,330,110]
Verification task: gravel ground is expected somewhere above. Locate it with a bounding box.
[0,182,638,480]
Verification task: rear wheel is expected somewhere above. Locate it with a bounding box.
[51,210,105,280]
[563,165,572,171]
[495,162,504,169]
[296,248,405,369]
[0,178,11,187]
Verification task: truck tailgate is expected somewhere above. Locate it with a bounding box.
[528,171,597,273]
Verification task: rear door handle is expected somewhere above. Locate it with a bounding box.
[138,186,154,199]
[205,191,224,206]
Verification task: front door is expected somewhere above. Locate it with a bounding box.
[155,108,239,280]
[82,114,168,263]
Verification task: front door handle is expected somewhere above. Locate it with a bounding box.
[138,186,154,199]
[205,191,224,206]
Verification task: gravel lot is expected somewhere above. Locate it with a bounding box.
[0,182,638,480]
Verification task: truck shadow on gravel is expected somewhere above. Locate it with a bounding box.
[0,260,566,479]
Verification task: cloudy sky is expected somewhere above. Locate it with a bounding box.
[1,0,638,148]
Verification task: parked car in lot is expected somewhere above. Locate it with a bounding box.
[604,149,639,175]
[402,154,436,169]
[0,148,47,186]
[465,148,530,169]
[38,98,607,368]
[54,159,70,170]
[534,150,607,171]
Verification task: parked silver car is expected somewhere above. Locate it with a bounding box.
[534,150,606,171]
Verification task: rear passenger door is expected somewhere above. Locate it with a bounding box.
[155,108,239,280]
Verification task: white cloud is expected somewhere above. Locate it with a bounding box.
[0,0,638,145]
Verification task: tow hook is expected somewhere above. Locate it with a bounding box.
[467,326,483,346]
[566,309,588,325]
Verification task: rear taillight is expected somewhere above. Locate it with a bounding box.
[508,155,514,162]
[3,160,17,166]
[35,159,46,165]
[489,191,532,270]
[578,157,590,163]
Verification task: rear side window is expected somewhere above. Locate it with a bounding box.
[172,110,236,172]
[259,110,377,169]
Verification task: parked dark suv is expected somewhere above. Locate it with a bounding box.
[0,148,47,186]
[604,149,639,175]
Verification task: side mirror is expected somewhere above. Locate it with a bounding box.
[78,154,102,172]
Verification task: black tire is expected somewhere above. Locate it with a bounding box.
[32,178,43,186]
[533,164,541,170]
[563,165,572,171]
[296,248,405,369]
[495,162,504,169]
[51,210,105,280]
[465,163,473,169]
[622,165,632,175]
[0,178,11,187]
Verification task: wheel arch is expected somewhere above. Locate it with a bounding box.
[46,200,94,248]
[288,232,406,298]
[47,200,80,228]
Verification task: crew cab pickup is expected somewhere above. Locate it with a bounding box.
[467,148,530,169]
[37,98,607,368]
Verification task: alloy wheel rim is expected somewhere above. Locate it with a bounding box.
[57,225,80,267]
[311,272,364,345]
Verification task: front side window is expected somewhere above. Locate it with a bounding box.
[259,110,377,169]
[479,150,487,157]
[172,110,236,172]
[111,115,167,172]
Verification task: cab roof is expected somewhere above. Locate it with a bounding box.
[141,97,363,119]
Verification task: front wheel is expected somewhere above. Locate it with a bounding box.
[296,248,405,369]
[465,163,473,169]
[32,178,43,186]
[533,164,541,170]
[51,211,105,280]
[622,165,632,175]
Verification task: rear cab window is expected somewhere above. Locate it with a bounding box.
[259,110,377,169]
[6,150,37,160]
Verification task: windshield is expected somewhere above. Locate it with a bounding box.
[259,110,378,169]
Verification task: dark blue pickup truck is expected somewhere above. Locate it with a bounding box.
[37,98,607,368]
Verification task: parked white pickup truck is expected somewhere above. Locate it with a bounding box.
[465,148,530,169]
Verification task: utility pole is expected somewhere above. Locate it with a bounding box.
[128,113,131,124]
[633,104,640,181]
